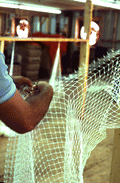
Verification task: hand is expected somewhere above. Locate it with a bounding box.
[12,76,33,90]
[26,81,53,102]
[34,81,53,93]
[19,81,53,99]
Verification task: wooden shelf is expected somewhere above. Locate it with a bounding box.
[0,36,88,53]
[0,37,88,42]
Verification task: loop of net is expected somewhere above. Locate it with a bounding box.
[4,48,120,183]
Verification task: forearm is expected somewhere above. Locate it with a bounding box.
[0,82,53,134]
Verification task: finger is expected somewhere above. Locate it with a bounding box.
[22,77,33,87]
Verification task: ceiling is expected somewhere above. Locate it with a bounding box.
[2,0,115,12]
[0,0,120,16]
[23,0,85,11]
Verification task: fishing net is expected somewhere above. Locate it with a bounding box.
[4,46,120,183]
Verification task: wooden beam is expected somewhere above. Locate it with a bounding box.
[79,0,93,116]
[79,0,93,68]
[0,37,88,61]
[79,0,93,72]
[84,0,93,40]
[0,37,88,43]
[73,1,92,178]
[79,41,90,116]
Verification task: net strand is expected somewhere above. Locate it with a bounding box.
[4,48,120,183]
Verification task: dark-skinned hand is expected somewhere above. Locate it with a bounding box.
[12,76,33,90]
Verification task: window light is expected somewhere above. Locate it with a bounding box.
[0,1,61,14]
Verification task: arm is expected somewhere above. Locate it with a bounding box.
[25,82,53,126]
[0,82,53,134]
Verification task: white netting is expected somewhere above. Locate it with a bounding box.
[4,48,120,183]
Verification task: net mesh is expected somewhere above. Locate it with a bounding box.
[4,48,120,183]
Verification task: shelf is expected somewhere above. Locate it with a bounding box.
[0,37,88,42]
[0,37,88,53]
